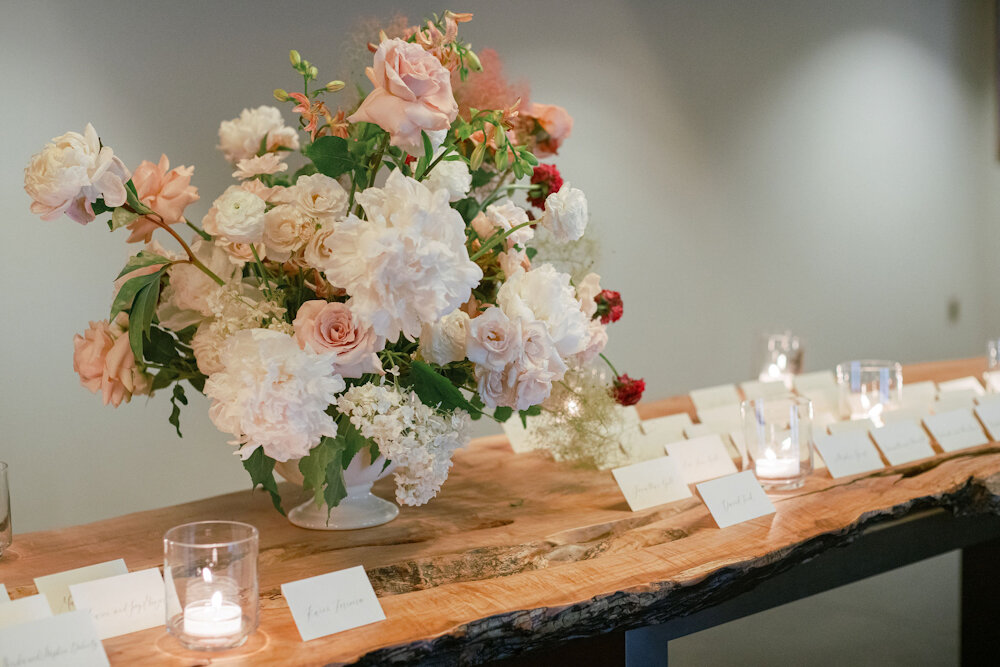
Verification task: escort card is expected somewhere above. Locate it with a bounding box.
[0,609,108,667]
[813,432,884,478]
[977,392,1000,410]
[799,387,840,414]
[0,583,8,603]
[727,430,749,462]
[611,457,693,511]
[664,434,739,484]
[35,558,128,615]
[924,408,989,452]
[638,413,692,443]
[0,594,52,629]
[684,423,721,439]
[975,401,1000,441]
[739,379,786,400]
[882,406,930,425]
[794,370,837,392]
[696,404,743,432]
[984,371,1000,394]
[938,376,985,396]
[934,390,978,414]
[282,565,386,642]
[696,471,775,529]
[68,568,165,640]
[689,384,740,412]
[902,381,938,404]
[870,420,935,466]
[827,418,874,435]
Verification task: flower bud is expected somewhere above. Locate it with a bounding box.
[325,80,345,92]
[308,66,318,79]
[470,142,487,171]
[289,50,301,67]
[273,88,289,102]
[465,50,483,72]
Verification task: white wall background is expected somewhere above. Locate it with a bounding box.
[1,0,996,532]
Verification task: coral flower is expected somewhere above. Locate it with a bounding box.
[289,93,332,141]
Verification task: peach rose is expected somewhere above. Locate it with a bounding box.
[125,155,200,244]
[73,313,150,407]
[348,39,459,153]
[292,300,384,378]
[527,102,573,157]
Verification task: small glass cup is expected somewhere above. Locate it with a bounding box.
[754,331,804,389]
[835,359,902,427]
[0,462,10,558]
[741,394,814,491]
[986,339,1000,393]
[164,521,259,651]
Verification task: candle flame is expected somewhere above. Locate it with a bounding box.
[211,590,223,610]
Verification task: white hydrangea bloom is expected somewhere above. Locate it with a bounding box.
[320,170,482,341]
[205,329,344,462]
[423,155,472,202]
[217,106,300,163]
[541,183,588,242]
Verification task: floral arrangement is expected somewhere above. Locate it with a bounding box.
[24,11,643,513]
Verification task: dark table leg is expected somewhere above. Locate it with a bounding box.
[961,536,1000,666]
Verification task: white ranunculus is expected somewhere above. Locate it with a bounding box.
[277,173,349,221]
[203,185,267,244]
[262,204,312,262]
[496,264,590,358]
[423,156,472,202]
[466,306,522,372]
[217,106,300,163]
[24,123,131,225]
[321,170,483,341]
[204,329,345,462]
[419,309,471,365]
[541,183,588,242]
[485,200,533,248]
[576,272,602,319]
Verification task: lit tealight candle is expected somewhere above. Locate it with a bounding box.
[754,445,800,479]
[183,590,242,638]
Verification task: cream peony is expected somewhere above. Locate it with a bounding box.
[203,185,267,244]
[319,170,482,341]
[24,123,131,225]
[276,173,349,221]
[204,328,345,462]
[262,204,312,262]
[466,306,522,372]
[497,264,590,358]
[348,39,459,152]
[419,309,470,365]
[217,106,299,163]
[292,300,384,377]
[541,184,588,243]
[423,155,472,202]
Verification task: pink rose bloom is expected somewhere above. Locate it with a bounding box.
[527,102,573,157]
[348,39,459,153]
[73,313,150,407]
[293,300,385,378]
[125,155,200,243]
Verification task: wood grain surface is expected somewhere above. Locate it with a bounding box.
[0,357,994,665]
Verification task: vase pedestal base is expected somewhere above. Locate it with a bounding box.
[287,488,399,531]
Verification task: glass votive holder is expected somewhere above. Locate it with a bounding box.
[164,521,259,651]
[986,339,1000,393]
[835,359,902,427]
[755,331,804,389]
[0,462,10,558]
[741,394,814,491]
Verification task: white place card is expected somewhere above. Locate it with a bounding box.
[690,384,740,412]
[924,408,989,452]
[814,432,884,478]
[935,390,978,414]
[882,406,930,425]
[0,594,52,629]
[727,430,748,462]
[739,379,787,400]
[696,404,743,432]
[632,414,693,461]
[794,370,838,393]
[664,434,739,484]
[984,371,1000,394]
[34,559,128,615]
[813,411,839,431]
[977,392,1000,410]
[684,423,721,439]
[938,376,985,396]
[69,568,165,640]
[0,609,108,667]
[696,471,775,529]
[282,565,385,642]
[611,457,693,511]
[799,387,840,414]
[827,418,874,435]
[0,583,8,603]
[870,420,935,466]
[975,401,1000,441]
[902,381,938,403]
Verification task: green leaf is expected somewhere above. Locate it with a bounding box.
[493,406,513,422]
[116,251,172,280]
[168,383,188,437]
[470,168,493,189]
[143,326,178,365]
[123,179,152,216]
[243,448,284,515]
[525,247,538,261]
[127,280,161,361]
[323,457,348,511]
[292,163,318,180]
[92,199,114,217]
[407,360,475,414]
[109,206,140,231]
[519,404,541,428]
[304,136,357,178]
[187,374,206,394]
[151,367,179,391]
[337,419,369,469]
[299,437,341,508]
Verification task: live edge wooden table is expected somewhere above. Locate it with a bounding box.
[4,358,1000,666]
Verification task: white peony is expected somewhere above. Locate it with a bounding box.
[423,155,472,202]
[496,264,590,358]
[541,184,588,242]
[276,173,349,221]
[24,123,131,225]
[418,309,471,365]
[217,106,300,163]
[320,170,483,341]
[262,204,312,262]
[485,200,533,248]
[203,185,267,244]
[205,329,344,462]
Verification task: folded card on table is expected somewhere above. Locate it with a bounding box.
[984,371,1000,394]
[975,401,1000,441]
[34,558,128,615]
[799,387,840,414]
[632,414,693,461]
[793,370,837,393]
[696,471,775,529]
[813,431,884,478]
[689,384,740,412]
[923,408,988,452]
[870,420,935,466]
[696,404,743,432]
[881,406,931,425]
[827,418,874,435]
[68,568,165,640]
[739,379,787,400]
[901,381,938,405]
[0,609,108,667]
[934,390,979,414]
[664,434,739,484]
[281,565,385,642]
[0,583,8,603]
[0,594,52,629]
[937,376,985,396]
[612,456,693,511]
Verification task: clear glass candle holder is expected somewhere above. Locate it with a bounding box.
[754,331,804,389]
[164,521,259,651]
[835,359,902,426]
[0,462,10,559]
[986,339,1000,393]
[741,394,814,490]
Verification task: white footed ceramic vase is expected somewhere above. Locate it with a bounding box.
[274,450,398,531]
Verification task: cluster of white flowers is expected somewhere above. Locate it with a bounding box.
[336,383,471,506]
[217,106,300,163]
[191,284,291,375]
[205,328,345,462]
[540,184,588,243]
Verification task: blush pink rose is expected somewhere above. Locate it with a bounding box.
[348,39,459,153]
[527,102,573,157]
[125,155,200,243]
[293,300,385,378]
[73,313,151,407]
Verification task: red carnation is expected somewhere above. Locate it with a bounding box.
[595,289,623,324]
[527,164,564,210]
[612,374,645,406]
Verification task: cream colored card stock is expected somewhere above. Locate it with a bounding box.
[689,384,740,412]
[68,568,165,640]
[975,401,1000,441]
[937,376,985,396]
[664,435,739,484]
[813,432,884,478]
[611,457,693,511]
[794,371,837,393]
[34,559,129,615]
[0,584,8,603]
[870,420,934,466]
[282,565,386,642]
[827,418,874,435]
[739,379,786,400]
[924,409,988,452]
[696,471,775,529]
[0,610,108,667]
[0,594,52,630]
